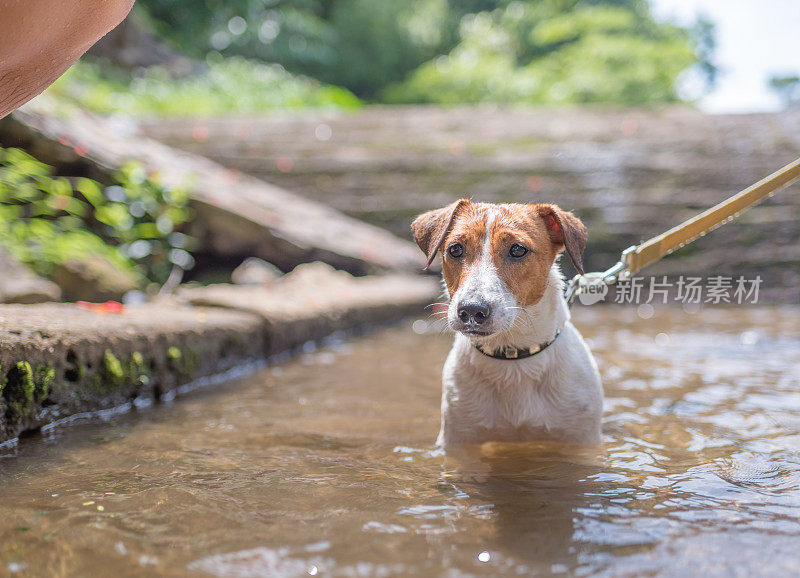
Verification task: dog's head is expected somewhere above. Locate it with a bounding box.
[411,199,586,338]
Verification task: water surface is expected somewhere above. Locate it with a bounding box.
[2,305,800,577]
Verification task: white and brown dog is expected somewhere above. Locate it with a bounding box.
[412,199,602,447]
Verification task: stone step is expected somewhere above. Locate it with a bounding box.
[0,264,440,443]
[139,107,800,300]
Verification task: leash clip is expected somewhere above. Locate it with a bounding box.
[565,245,636,306]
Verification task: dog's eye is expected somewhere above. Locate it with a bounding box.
[509,244,528,258]
[447,243,464,259]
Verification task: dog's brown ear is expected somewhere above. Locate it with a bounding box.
[534,204,587,275]
[411,199,469,270]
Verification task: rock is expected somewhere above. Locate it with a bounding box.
[0,302,264,442]
[231,258,283,285]
[279,261,354,289]
[52,256,140,302]
[0,248,61,303]
[177,265,440,353]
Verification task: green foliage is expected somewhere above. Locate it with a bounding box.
[127,351,150,387]
[136,0,454,99]
[130,0,705,105]
[33,364,55,404]
[100,349,125,389]
[314,0,437,97]
[690,15,717,89]
[4,361,35,420]
[0,360,52,417]
[49,56,360,117]
[384,2,697,104]
[769,74,800,109]
[166,346,182,369]
[0,148,195,285]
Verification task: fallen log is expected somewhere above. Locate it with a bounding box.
[1,97,425,275]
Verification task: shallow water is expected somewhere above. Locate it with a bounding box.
[2,305,800,577]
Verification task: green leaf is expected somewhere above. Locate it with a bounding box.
[76,178,105,207]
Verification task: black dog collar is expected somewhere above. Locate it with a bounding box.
[475,328,562,360]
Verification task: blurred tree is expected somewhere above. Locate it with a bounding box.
[135,0,708,104]
[137,0,454,98]
[769,75,800,109]
[690,14,717,90]
[385,1,698,104]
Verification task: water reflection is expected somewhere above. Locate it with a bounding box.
[438,443,608,574]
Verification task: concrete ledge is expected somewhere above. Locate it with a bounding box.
[0,268,439,443]
[178,263,440,352]
[0,303,264,443]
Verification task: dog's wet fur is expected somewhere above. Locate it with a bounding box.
[412,199,603,447]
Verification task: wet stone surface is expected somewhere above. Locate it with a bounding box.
[141,107,800,301]
[0,302,265,443]
[0,265,439,443]
[1,305,800,576]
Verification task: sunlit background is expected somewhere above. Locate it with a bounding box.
[651,0,800,112]
[40,0,800,115]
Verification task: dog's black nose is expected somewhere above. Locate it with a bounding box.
[458,302,491,325]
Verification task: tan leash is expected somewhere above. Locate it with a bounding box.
[566,157,800,304]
